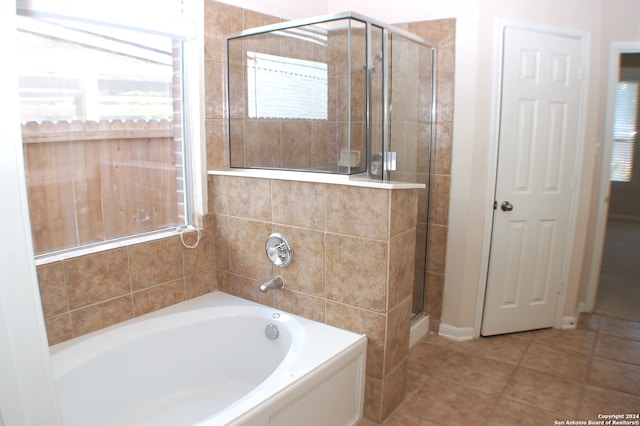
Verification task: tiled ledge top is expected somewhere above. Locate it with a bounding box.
[208,169,426,190]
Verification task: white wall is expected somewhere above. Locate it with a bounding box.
[0,3,62,425]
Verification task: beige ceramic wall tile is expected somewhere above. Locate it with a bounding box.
[281,36,314,61]
[45,314,72,346]
[213,214,229,270]
[325,233,387,312]
[328,75,339,122]
[427,224,447,274]
[417,123,432,175]
[216,270,231,293]
[381,359,408,420]
[434,122,453,175]
[390,190,418,237]
[336,75,350,124]
[271,180,324,230]
[349,123,366,163]
[416,174,430,225]
[226,176,271,221]
[430,174,450,226]
[242,8,280,29]
[407,19,455,48]
[206,119,228,171]
[310,121,334,168]
[64,248,129,309]
[223,38,247,64]
[71,296,134,337]
[328,29,349,77]
[274,289,325,323]
[326,186,389,240]
[133,279,186,316]
[245,120,280,168]
[203,1,224,61]
[182,217,216,275]
[326,301,386,380]
[227,217,272,279]
[388,228,417,310]
[228,120,245,168]
[272,225,324,296]
[209,175,228,215]
[185,270,217,299]
[280,120,313,170]
[129,236,183,291]
[36,262,68,317]
[351,71,367,123]
[228,273,273,306]
[208,1,243,37]
[426,272,445,320]
[363,376,383,423]
[227,62,245,120]
[205,59,225,120]
[384,297,412,376]
[436,70,455,124]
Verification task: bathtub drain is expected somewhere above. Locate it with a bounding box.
[265,323,280,340]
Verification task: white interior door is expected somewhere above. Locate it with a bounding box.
[482,27,584,336]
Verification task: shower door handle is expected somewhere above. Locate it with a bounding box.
[500,201,514,212]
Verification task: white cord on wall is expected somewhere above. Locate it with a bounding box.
[179,226,201,249]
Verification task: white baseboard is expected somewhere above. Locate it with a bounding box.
[608,214,640,223]
[409,315,430,347]
[561,316,577,329]
[438,323,475,341]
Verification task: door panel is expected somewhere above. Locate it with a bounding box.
[482,27,583,336]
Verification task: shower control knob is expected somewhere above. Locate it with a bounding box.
[265,233,293,267]
[267,247,280,263]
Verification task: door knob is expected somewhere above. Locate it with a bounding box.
[501,201,514,212]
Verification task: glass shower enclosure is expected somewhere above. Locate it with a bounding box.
[226,12,436,318]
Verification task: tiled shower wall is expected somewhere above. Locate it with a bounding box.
[227,22,368,172]
[205,0,455,333]
[204,1,454,421]
[402,19,455,333]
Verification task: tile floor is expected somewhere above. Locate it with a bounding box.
[358,313,640,425]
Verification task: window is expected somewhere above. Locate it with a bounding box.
[17,0,204,257]
[610,81,638,183]
[246,51,328,120]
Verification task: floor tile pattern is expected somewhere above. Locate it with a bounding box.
[358,313,640,425]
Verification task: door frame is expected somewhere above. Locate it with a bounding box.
[474,19,591,337]
[583,42,640,313]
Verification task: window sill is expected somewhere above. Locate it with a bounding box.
[34,228,198,266]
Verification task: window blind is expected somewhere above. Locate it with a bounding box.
[247,51,328,120]
[611,81,638,182]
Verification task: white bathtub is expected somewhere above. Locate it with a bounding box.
[50,291,367,426]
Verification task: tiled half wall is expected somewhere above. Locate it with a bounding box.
[210,174,419,422]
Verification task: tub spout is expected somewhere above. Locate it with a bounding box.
[260,276,284,293]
